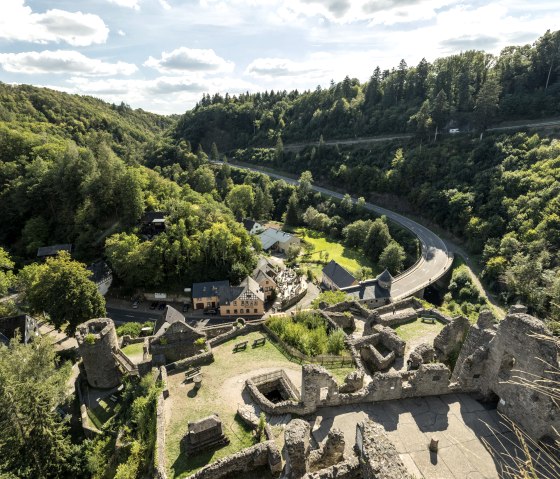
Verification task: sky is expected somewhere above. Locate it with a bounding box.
[0,0,558,115]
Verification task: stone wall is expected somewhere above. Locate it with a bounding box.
[285,419,310,478]
[150,322,206,364]
[245,378,304,415]
[185,441,281,479]
[373,325,406,357]
[322,311,355,330]
[433,315,469,362]
[360,344,395,371]
[207,321,264,347]
[165,349,214,373]
[309,428,345,472]
[301,458,361,479]
[356,420,413,479]
[374,297,423,316]
[154,366,168,479]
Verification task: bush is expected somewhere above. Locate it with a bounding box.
[327,328,345,355]
[311,290,349,309]
[84,333,96,344]
[266,312,346,356]
[116,322,154,338]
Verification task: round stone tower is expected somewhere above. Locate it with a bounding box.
[76,318,121,389]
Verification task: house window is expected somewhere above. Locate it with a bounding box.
[233,301,237,306]
[226,309,230,315]
[206,302,211,307]
[234,309,238,314]
[254,309,258,313]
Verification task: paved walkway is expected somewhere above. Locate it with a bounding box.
[309,394,525,479]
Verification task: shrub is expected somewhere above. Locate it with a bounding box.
[84,333,96,344]
[311,290,349,309]
[117,321,154,338]
[327,328,346,355]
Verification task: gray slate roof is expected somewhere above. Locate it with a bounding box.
[192,280,231,300]
[376,269,394,285]
[37,244,73,257]
[258,228,296,250]
[222,276,264,304]
[154,305,187,337]
[343,280,391,301]
[242,218,256,231]
[322,260,357,289]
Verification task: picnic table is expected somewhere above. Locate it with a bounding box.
[421,316,436,324]
[185,366,201,382]
[252,337,266,348]
[233,340,248,352]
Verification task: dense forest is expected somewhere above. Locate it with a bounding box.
[175,30,560,151]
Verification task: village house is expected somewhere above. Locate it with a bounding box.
[242,218,264,235]
[0,314,39,345]
[251,257,278,300]
[36,244,73,258]
[219,276,265,317]
[342,269,394,307]
[321,260,359,290]
[191,280,230,310]
[140,211,166,236]
[258,228,301,253]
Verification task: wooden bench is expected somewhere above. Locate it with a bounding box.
[422,317,436,324]
[233,341,248,352]
[184,367,201,382]
[109,395,118,402]
[252,337,266,348]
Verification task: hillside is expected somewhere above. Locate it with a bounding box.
[174,30,560,151]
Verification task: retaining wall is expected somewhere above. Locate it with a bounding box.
[154,366,168,479]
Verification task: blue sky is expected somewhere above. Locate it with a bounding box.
[0,0,558,114]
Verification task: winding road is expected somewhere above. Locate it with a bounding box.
[214,161,453,301]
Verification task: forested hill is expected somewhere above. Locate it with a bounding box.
[175,30,560,151]
[0,83,175,161]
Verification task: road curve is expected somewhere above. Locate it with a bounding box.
[215,161,453,301]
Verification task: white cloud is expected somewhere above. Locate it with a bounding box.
[159,0,172,10]
[0,50,137,76]
[117,29,126,36]
[144,47,234,73]
[245,57,324,79]
[107,0,140,10]
[0,1,109,46]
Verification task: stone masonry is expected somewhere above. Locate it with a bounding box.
[285,419,311,478]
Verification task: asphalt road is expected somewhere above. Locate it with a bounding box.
[106,306,161,324]
[213,161,453,301]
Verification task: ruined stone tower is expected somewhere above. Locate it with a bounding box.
[76,318,121,389]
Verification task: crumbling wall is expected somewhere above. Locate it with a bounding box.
[356,420,413,479]
[154,366,168,479]
[361,344,395,371]
[404,363,451,397]
[373,325,406,357]
[408,342,435,369]
[285,419,311,478]
[481,312,559,440]
[302,458,361,479]
[323,311,355,330]
[451,311,497,391]
[433,315,470,362]
[309,428,345,472]
[368,371,403,402]
[149,322,206,364]
[301,364,341,412]
[185,441,281,479]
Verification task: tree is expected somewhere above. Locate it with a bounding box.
[379,241,406,275]
[191,165,216,194]
[297,171,313,200]
[409,99,433,139]
[210,142,220,162]
[0,335,82,478]
[21,252,106,333]
[342,220,372,248]
[0,247,15,296]
[474,76,502,132]
[340,193,354,216]
[226,184,255,220]
[284,192,300,226]
[431,89,449,140]
[364,218,392,261]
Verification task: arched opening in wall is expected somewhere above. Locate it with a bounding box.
[319,387,329,402]
[482,390,500,410]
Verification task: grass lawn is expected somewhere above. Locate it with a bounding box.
[165,331,301,478]
[392,318,445,342]
[122,342,144,357]
[87,398,121,430]
[295,228,377,277]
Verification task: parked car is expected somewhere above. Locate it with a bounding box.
[149,301,158,310]
[158,302,166,310]
[132,300,140,309]
[204,308,218,315]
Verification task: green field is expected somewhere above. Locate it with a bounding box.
[296,228,376,277]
